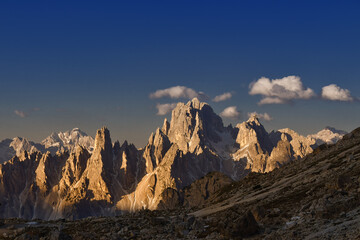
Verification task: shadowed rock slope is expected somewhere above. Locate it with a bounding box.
[189,127,360,239]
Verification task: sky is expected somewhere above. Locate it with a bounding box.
[1,1,360,147]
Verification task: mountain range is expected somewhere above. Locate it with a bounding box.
[0,98,348,220]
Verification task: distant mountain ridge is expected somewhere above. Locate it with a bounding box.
[308,126,347,145]
[41,128,94,153]
[0,98,349,220]
[0,128,94,164]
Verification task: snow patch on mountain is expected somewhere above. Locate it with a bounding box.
[41,128,94,153]
[0,128,94,164]
[309,127,347,145]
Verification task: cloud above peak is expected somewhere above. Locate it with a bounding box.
[156,103,177,115]
[212,92,232,102]
[248,112,273,121]
[220,106,240,119]
[249,76,315,105]
[321,84,354,102]
[150,86,207,100]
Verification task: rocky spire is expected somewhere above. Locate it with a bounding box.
[188,97,202,109]
[70,127,113,205]
[113,140,121,156]
[247,114,261,126]
[162,118,170,135]
[92,127,113,170]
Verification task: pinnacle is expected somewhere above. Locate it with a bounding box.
[186,97,202,109]
[247,114,260,125]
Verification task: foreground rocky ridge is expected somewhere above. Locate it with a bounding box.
[0,98,343,220]
[190,127,360,239]
[1,127,359,239]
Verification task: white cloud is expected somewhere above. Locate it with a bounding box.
[150,86,207,100]
[220,106,240,119]
[258,97,286,105]
[249,76,315,105]
[248,112,273,121]
[321,84,353,101]
[156,103,177,115]
[212,92,232,102]
[14,110,27,118]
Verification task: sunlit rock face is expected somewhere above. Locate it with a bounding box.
[114,98,316,212]
[0,98,318,219]
[167,98,224,154]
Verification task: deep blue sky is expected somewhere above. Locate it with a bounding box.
[1,1,360,146]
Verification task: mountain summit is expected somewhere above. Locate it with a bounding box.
[309,126,347,145]
[41,128,94,153]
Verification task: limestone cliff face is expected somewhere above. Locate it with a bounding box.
[114,140,143,192]
[167,98,223,154]
[232,116,274,173]
[235,116,274,154]
[143,128,171,173]
[0,150,70,220]
[266,139,292,172]
[79,127,113,201]
[58,127,116,219]
[270,128,315,159]
[58,146,90,198]
[116,144,181,211]
[230,117,316,174]
[266,129,316,172]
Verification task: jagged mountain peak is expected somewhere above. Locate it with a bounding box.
[93,127,113,167]
[121,140,129,148]
[246,114,261,125]
[186,97,205,109]
[162,118,170,135]
[167,98,224,152]
[94,127,111,144]
[236,115,273,153]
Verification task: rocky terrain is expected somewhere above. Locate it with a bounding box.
[0,125,359,239]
